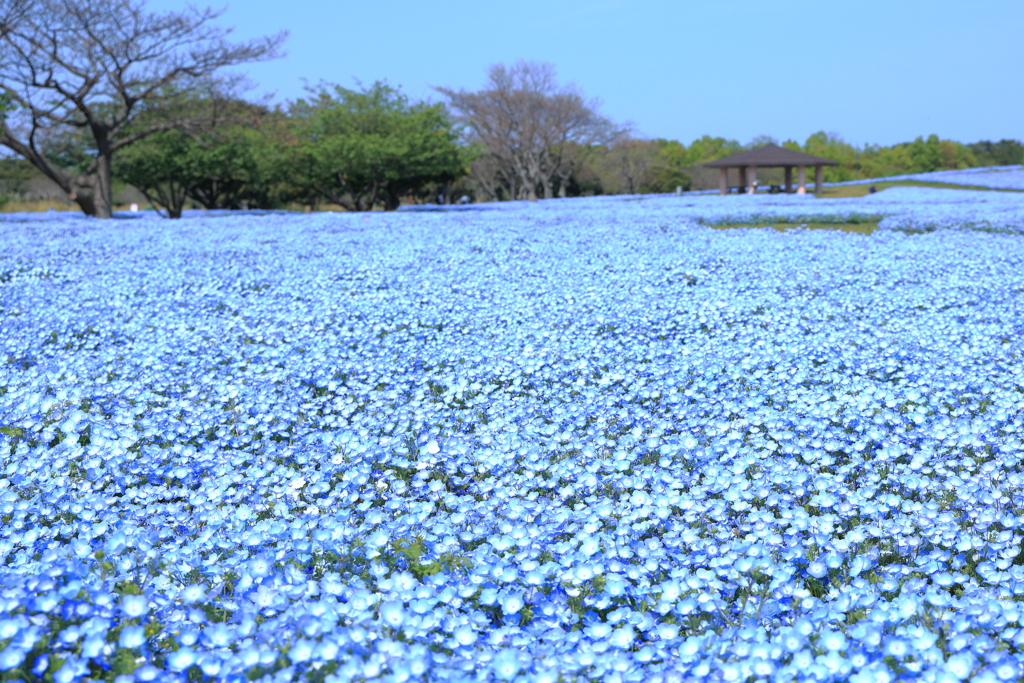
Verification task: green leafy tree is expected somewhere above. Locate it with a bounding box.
[908,134,944,173]
[185,125,281,210]
[284,82,470,211]
[113,129,197,218]
[968,139,1024,167]
[802,132,859,182]
[114,99,280,217]
[684,136,742,165]
[649,139,691,192]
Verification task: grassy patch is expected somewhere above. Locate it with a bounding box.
[709,221,878,235]
[818,180,1024,198]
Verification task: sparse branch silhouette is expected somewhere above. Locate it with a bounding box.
[437,61,621,201]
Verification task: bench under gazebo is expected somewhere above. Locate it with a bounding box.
[703,144,838,195]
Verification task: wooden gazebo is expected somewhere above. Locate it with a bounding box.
[703,144,838,195]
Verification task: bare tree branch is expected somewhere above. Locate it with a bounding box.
[437,61,620,202]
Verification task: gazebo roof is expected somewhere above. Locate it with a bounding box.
[702,144,838,168]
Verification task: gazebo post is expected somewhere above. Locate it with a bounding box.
[797,165,807,194]
[702,144,837,198]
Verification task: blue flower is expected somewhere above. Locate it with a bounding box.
[945,652,976,680]
[118,625,146,650]
[452,625,477,646]
[179,584,205,604]
[121,595,148,618]
[492,649,521,680]
[198,654,223,676]
[289,639,314,663]
[167,647,197,671]
[248,556,272,578]
[52,656,89,683]
[379,600,405,627]
[499,592,523,615]
[0,648,26,671]
[819,630,847,652]
[609,626,635,648]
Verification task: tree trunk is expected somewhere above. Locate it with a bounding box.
[541,175,553,199]
[0,130,100,216]
[94,152,114,218]
[383,187,401,211]
[70,185,98,216]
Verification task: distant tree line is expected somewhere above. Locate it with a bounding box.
[0,2,1021,218]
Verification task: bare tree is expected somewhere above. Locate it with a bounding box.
[466,152,514,201]
[0,0,284,218]
[437,61,619,201]
[599,137,657,194]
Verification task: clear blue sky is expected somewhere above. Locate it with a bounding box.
[150,0,1023,147]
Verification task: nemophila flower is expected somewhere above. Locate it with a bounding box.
[379,600,405,627]
[609,626,635,648]
[819,630,847,652]
[180,584,205,604]
[81,634,106,658]
[167,647,197,671]
[0,648,25,671]
[248,556,273,578]
[134,664,162,681]
[656,623,679,640]
[945,652,977,680]
[993,658,1020,680]
[30,655,48,676]
[0,618,26,641]
[882,636,909,658]
[120,595,148,618]
[321,575,344,596]
[177,629,200,646]
[198,654,223,677]
[500,592,524,615]
[492,649,521,680]
[118,625,146,649]
[452,625,477,647]
[288,639,314,663]
[250,585,277,610]
[52,656,89,683]
[58,625,82,645]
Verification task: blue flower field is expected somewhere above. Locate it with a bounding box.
[3,188,1024,682]
[826,165,1024,192]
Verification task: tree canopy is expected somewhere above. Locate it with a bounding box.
[114,100,279,218]
[283,82,471,211]
[0,0,284,217]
